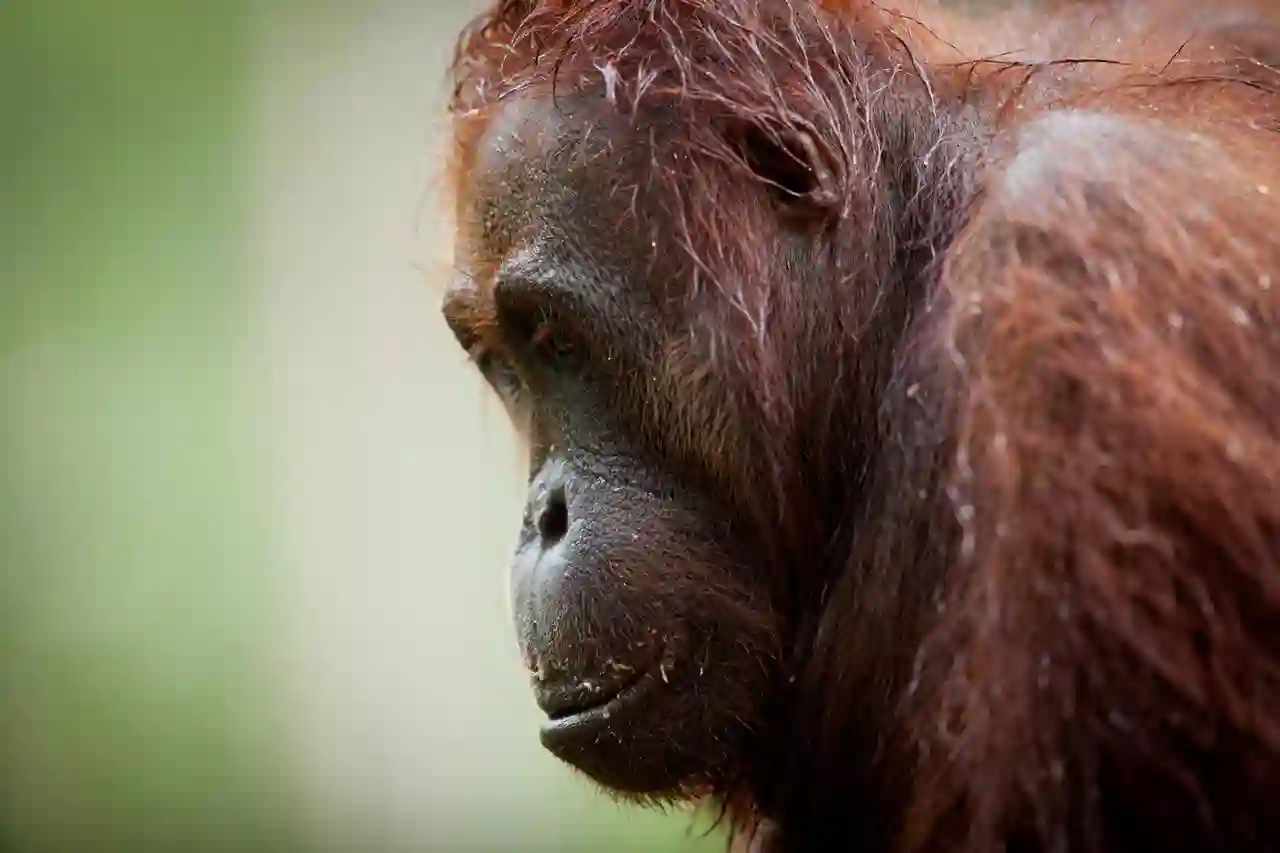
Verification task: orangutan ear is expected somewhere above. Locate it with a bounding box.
[730,120,842,215]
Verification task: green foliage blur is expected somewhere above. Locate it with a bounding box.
[0,3,723,852]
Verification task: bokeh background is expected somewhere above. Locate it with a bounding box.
[0,3,723,851]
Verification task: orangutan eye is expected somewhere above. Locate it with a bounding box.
[470,343,525,404]
[494,279,590,372]
[529,314,587,366]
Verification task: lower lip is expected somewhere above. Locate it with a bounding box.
[539,668,655,746]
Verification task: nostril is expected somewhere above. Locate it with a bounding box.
[538,485,569,545]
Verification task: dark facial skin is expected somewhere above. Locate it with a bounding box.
[442,97,785,798]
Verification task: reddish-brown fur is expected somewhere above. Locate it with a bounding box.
[446,1,1280,851]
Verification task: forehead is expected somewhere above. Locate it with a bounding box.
[461,95,642,259]
[449,92,689,349]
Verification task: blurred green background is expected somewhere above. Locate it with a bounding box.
[0,2,722,851]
